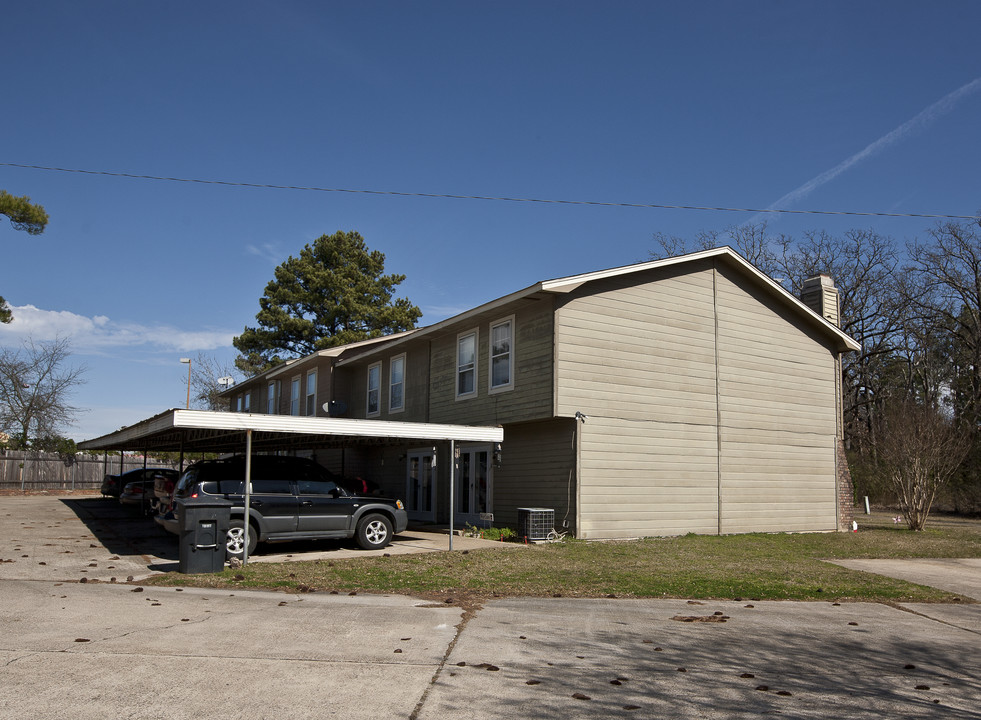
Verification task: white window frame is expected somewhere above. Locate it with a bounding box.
[290,377,301,416]
[366,362,381,417]
[456,329,478,400]
[488,315,514,394]
[267,381,277,415]
[389,353,405,414]
[305,371,317,416]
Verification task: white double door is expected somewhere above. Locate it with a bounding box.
[404,444,493,524]
[454,444,492,525]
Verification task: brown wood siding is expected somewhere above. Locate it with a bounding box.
[491,419,577,531]
[334,342,431,422]
[427,299,555,426]
[714,264,838,533]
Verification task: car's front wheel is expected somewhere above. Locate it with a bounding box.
[356,513,393,550]
[226,519,258,559]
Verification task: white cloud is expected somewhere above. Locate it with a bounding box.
[421,304,470,322]
[0,305,235,353]
[246,242,285,265]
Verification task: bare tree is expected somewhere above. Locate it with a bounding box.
[0,336,86,444]
[875,399,969,530]
[187,352,238,411]
[905,219,981,428]
[651,221,784,277]
[771,229,904,451]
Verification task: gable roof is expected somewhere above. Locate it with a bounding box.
[219,331,416,397]
[336,246,859,366]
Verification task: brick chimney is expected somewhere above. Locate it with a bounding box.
[801,274,840,326]
[802,273,853,532]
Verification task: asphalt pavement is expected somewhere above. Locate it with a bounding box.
[1,495,979,719]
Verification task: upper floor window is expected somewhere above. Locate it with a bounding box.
[290,378,301,416]
[489,317,513,392]
[389,354,405,413]
[235,395,243,412]
[367,362,381,416]
[305,371,317,416]
[243,391,251,413]
[267,381,277,414]
[457,330,477,399]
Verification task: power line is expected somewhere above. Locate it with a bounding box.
[2,161,978,222]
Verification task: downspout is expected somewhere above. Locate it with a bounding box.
[712,262,723,536]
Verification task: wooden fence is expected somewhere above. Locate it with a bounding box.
[0,452,182,492]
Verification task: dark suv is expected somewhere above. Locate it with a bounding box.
[172,455,408,559]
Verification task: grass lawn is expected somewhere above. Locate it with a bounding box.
[144,511,981,604]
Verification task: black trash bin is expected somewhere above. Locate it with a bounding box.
[177,496,232,574]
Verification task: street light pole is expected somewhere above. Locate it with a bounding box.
[180,358,191,409]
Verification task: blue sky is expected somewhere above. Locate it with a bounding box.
[1,1,979,441]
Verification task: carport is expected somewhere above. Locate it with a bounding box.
[78,409,504,559]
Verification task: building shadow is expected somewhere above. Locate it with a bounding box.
[59,496,179,562]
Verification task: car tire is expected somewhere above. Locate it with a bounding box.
[226,519,258,560]
[355,513,393,550]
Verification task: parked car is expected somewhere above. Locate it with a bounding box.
[151,471,178,516]
[170,455,408,559]
[119,479,155,512]
[102,467,178,499]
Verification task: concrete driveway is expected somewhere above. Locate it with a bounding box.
[2,495,980,718]
[2,581,979,719]
[0,494,509,583]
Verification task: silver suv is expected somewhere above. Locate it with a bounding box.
[172,455,408,558]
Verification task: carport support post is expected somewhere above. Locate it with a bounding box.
[141,450,148,515]
[448,440,455,551]
[243,429,252,566]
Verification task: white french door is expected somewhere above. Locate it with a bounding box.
[455,445,492,524]
[405,449,436,521]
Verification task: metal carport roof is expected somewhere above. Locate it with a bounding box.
[77,409,504,454]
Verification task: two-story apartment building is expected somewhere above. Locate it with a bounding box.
[225,247,859,539]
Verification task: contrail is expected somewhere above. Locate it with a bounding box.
[751,76,981,223]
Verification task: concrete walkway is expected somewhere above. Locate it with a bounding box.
[829,558,981,602]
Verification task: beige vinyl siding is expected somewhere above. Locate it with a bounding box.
[555,265,718,425]
[489,419,576,530]
[556,259,840,539]
[554,263,721,539]
[578,418,719,538]
[715,265,837,533]
[428,300,554,426]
